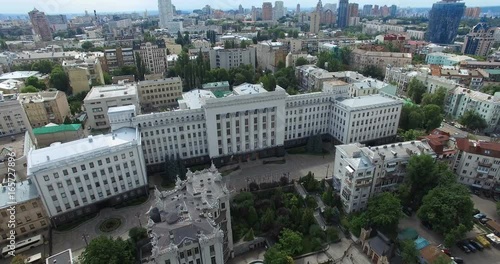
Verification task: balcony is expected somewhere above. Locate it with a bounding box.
[355,180,372,188]
[478,161,493,167]
[477,166,490,174]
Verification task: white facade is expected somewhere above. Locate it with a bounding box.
[334,140,435,213]
[158,0,174,28]
[28,127,148,225]
[384,66,459,95]
[332,95,402,144]
[134,42,168,74]
[84,83,140,130]
[445,88,500,132]
[148,166,232,263]
[406,30,426,40]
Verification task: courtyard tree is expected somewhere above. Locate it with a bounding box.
[50,65,70,93]
[20,85,39,93]
[459,110,488,131]
[264,246,294,264]
[400,239,420,264]
[405,154,437,208]
[366,192,402,232]
[128,227,147,244]
[407,78,426,104]
[79,236,134,264]
[417,184,474,247]
[422,104,443,132]
[295,57,308,67]
[277,228,303,256]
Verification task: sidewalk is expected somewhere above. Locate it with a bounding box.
[51,194,155,259]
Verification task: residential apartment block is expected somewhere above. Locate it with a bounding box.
[133,40,169,74]
[334,140,436,213]
[208,47,256,70]
[18,91,70,128]
[453,138,500,192]
[137,77,182,111]
[0,180,50,241]
[84,83,139,130]
[462,22,496,57]
[425,52,476,66]
[384,65,459,95]
[103,47,135,73]
[350,49,412,72]
[62,57,105,94]
[0,93,31,137]
[28,127,147,226]
[256,41,287,72]
[147,166,233,263]
[445,88,500,132]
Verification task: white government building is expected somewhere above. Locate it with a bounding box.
[27,126,147,226]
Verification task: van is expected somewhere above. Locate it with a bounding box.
[476,235,491,248]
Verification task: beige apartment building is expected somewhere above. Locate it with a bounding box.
[18,91,70,128]
[133,40,168,74]
[0,92,32,138]
[350,49,412,72]
[137,77,182,111]
[0,180,50,241]
[83,83,139,130]
[63,57,105,94]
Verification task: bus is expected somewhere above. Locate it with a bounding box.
[25,253,43,263]
[1,235,44,258]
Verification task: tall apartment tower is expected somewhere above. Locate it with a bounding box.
[427,0,466,44]
[28,9,53,41]
[362,5,373,16]
[337,0,349,28]
[310,12,321,34]
[348,3,359,17]
[262,2,273,20]
[274,1,285,20]
[462,22,496,57]
[158,0,174,28]
[296,4,301,14]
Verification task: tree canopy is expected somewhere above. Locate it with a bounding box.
[399,104,443,132]
[79,236,135,264]
[81,41,94,51]
[400,239,420,264]
[50,65,70,93]
[20,85,39,93]
[25,76,46,90]
[417,183,474,247]
[295,57,308,67]
[407,79,427,104]
[459,110,488,131]
[366,192,402,233]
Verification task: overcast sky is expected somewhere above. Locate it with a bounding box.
[3,0,498,14]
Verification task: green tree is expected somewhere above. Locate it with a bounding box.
[400,239,420,264]
[50,66,70,93]
[128,227,147,244]
[20,85,39,93]
[406,154,437,208]
[301,208,316,234]
[25,76,46,90]
[326,227,339,242]
[247,206,258,227]
[103,72,112,84]
[433,255,452,264]
[31,60,54,74]
[360,65,384,80]
[422,104,443,131]
[264,246,293,264]
[295,57,308,67]
[421,87,447,109]
[79,236,135,264]
[277,229,303,256]
[482,84,500,95]
[244,228,255,241]
[81,41,94,51]
[407,78,427,104]
[366,192,402,232]
[261,208,275,231]
[0,39,7,51]
[399,129,426,141]
[348,213,368,237]
[260,74,277,91]
[417,184,474,247]
[459,110,488,131]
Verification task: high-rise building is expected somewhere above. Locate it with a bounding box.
[380,5,390,17]
[158,0,174,28]
[337,0,349,28]
[310,12,321,33]
[462,22,496,57]
[362,5,373,16]
[28,8,53,41]
[262,2,273,20]
[239,4,244,14]
[316,0,323,13]
[464,7,481,18]
[373,5,379,16]
[46,14,68,32]
[348,3,359,18]
[103,47,135,73]
[390,5,397,17]
[322,9,335,26]
[427,0,466,44]
[274,1,285,20]
[133,40,169,74]
[296,4,301,14]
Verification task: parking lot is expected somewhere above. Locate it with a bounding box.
[399,194,500,263]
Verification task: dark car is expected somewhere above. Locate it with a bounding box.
[456,242,471,253]
[469,240,484,251]
[479,218,491,225]
[451,257,464,264]
[462,241,477,252]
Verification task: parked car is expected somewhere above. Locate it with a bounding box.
[451,257,464,264]
[441,248,451,256]
[462,240,477,252]
[468,240,484,251]
[479,218,491,225]
[456,242,471,253]
[474,213,486,220]
[476,235,491,247]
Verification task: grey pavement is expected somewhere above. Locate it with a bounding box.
[222,152,335,192]
[51,194,155,260]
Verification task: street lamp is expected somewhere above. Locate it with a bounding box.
[82,233,89,247]
[136,212,142,227]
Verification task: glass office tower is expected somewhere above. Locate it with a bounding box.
[427,0,466,44]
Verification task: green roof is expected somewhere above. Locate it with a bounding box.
[398,228,419,241]
[485,69,500,75]
[403,98,416,106]
[202,81,230,89]
[380,84,397,96]
[33,124,82,135]
[212,90,232,98]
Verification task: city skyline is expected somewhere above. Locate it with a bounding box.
[2,0,500,14]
